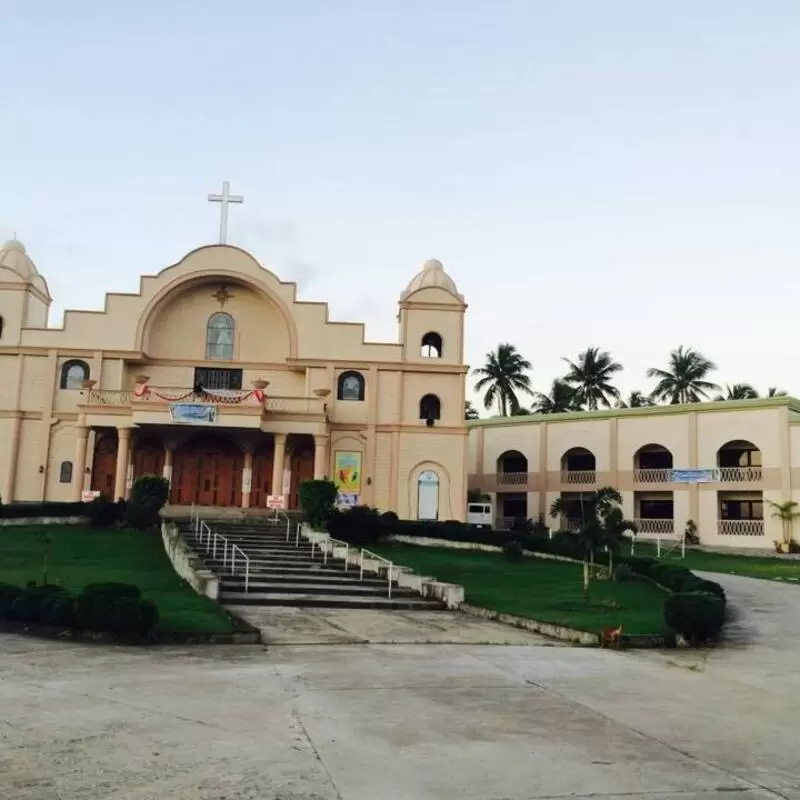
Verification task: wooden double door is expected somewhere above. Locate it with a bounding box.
[171,437,244,507]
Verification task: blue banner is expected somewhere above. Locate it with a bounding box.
[670,468,717,483]
[169,403,217,424]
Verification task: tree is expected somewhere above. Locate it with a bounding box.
[767,500,800,550]
[531,379,578,414]
[600,506,637,576]
[616,390,655,409]
[768,387,788,397]
[464,401,480,420]
[647,346,719,404]
[549,486,623,601]
[562,347,622,410]
[714,383,759,401]
[472,343,533,416]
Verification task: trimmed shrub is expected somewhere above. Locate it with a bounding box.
[664,592,725,644]
[10,585,68,623]
[40,594,76,627]
[124,475,170,530]
[108,597,159,638]
[0,501,87,520]
[503,541,524,562]
[298,479,338,529]
[76,583,141,630]
[87,496,127,527]
[327,505,385,547]
[0,583,23,620]
[380,510,399,522]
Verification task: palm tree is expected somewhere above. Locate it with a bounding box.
[549,486,623,600]
[472,343,533,416]
[464,401,480,420]
[600,506,638,577]
[647,346,719,404]
[616,390,655,409]
[531,379,578,414]
[768,387,788,397]
[767,500,800,551]
[562,347,622,410]
[714,383,759,401]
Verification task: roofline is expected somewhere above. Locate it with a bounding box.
[468,396,800,428]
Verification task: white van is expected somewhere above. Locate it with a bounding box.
[466,502,493,528]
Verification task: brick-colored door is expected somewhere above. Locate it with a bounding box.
[90,433,117,498]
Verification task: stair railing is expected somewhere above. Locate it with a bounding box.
[192,517,251,593]
[359,549,395,599]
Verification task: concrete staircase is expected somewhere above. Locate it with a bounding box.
[178,518,444,611]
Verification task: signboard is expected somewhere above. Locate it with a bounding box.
[266,494,285,510]
[81,490,101,503]
[169,403,217,425]
[337,492,359,507]
[670,468,717,484]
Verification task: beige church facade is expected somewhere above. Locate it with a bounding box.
[0,239,469,520]
[469,397,800,549]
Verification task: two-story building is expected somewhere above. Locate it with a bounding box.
[0,239,469,520]
[468,398,800,549]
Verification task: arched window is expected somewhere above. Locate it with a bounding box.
[60,360,90,390]
[206,312,235,360]
[59,461,73,483]
[421,331,443,358]
[337,371,365,401]
[419,394,441,421]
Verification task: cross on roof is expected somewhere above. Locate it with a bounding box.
[207,181,243,244]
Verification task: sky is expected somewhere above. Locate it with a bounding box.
[3,1,800,412]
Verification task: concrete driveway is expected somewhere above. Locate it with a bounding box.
[1,575,798,800]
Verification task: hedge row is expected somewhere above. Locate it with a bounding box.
[0,581,159,640]
[0,498,128,526]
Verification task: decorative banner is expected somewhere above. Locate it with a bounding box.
[169,403,217,424]
[670,468,717,483]
[334,451,362,494]
[133,383,265,405]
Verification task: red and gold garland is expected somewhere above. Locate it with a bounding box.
[133,383,266,405]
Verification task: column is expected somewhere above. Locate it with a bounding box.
[241,449,253,508]
[114,428,131,501]
[271,434,286,498]
[313,434,329,480]
[163,446,174,486]
[73,424,89,502]
[3,415,22,504]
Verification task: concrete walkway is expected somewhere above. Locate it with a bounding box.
[1,577,799,799]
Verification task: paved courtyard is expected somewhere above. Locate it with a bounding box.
[1,574,799,800]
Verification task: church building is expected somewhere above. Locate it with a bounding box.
[0,236,469,520]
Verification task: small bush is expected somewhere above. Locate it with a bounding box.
[612,563,639,582]
[40,594,76,627]
[381,510,399,522]
[76,583,142,630]
[0,501,87,520]
[503,541,524,562]
[298,479,338,529]
[327,506,385,547]
[664,592,725,644]
[124,475,170,530]
[10,585,68,623]
[87,496,127,527]
[549,532,585,560]
[0,583,23,620]
[108,598,159,638]
[510,516,533,535]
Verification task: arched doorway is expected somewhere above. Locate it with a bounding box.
[90,431,118,498]
[251,440,274,509]
[289,437,314,510]
[418,470,440,520]
[171,436,243,507]
[133,438,165,481]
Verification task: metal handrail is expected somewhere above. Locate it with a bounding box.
[359,548,395,599]
[192,516,250,593]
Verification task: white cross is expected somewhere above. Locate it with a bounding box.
[207,181,243,244]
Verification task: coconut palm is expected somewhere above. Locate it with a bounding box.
[472,343,533,416]
[616,390,655,409]
[600,505,637,576]
[768,387,788,397]
[464,401,480,420]
[531,379,578,414]
[714,383,759,401]
[562,347,622,410]
[767,500,800,551]
[647,346,719,404]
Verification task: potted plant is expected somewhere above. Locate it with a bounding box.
[767,500,800,554]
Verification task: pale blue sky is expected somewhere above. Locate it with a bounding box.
[3,2,800,410]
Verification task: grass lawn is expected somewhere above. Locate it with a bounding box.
[0,526,239,634]
[633,542,800,584]
[372,543,668,635]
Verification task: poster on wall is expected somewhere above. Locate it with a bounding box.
[334,451,361,506]
[169,403,217,424]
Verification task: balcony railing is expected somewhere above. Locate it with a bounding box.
[560,469,596,485]
[717,519,765,536]
[717,467,762,483]
[633,468,672,484]
[496,471,529,488]
[80,387,323,414]
[633,518,675,535]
